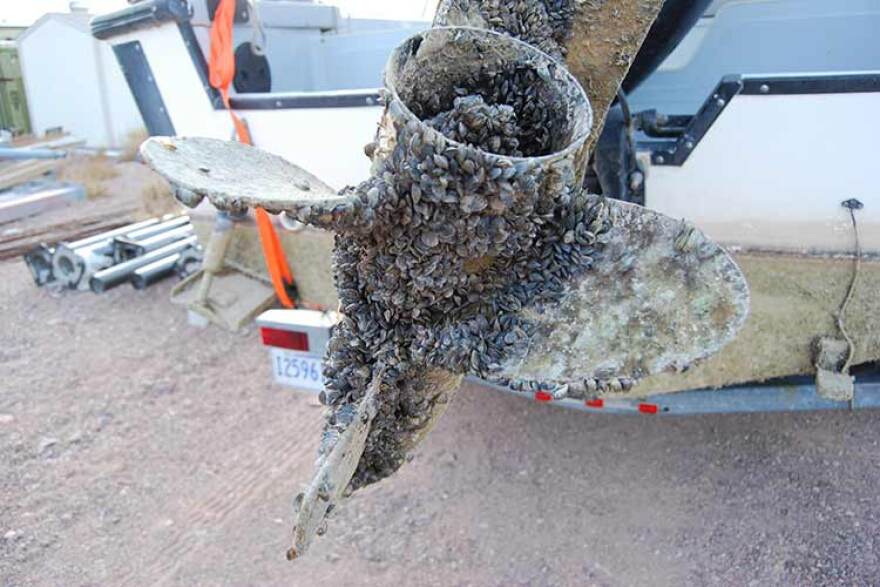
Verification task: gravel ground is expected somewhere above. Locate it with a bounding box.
[2,253,880,587]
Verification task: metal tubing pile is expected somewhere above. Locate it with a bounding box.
[0,135,85,192]
[23,214,202,292]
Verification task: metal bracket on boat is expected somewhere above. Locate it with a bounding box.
[91,0,192,40]
[642,75,743,166]
[113,41,176,136]
[639,72,880,167]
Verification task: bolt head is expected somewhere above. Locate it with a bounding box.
[628,171,644,190]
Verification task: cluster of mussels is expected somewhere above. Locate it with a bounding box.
[406,60,569,158]
[311,54,612,489]
[438,0,577,58]
[426,95,524,157]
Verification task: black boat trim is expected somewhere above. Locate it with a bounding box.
[113,41,176,136]
[91,0,190,40]
[740,72,880,96]
[229,91,382,110]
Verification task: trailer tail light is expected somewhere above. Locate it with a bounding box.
[260,327,310,352]
[638,403,659,414]
[585,398,604,408]
[534,390,553,402]
[256,309,340,392]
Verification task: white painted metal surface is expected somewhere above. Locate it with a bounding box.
[109,25,380,189]
[187,1,425,93]
[629,0,880,113]
[113,25,225,140]
[644,89,880,254]
[237,104,379,189]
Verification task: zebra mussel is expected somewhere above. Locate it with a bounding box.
[436,0,577,59]
[308,27,616,490]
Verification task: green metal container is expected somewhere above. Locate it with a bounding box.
[0,43,31,135]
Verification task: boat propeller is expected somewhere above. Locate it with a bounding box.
[141,26,748,559]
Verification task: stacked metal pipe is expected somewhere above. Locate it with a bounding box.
[23,214,202,292]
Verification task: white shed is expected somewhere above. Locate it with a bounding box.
[17,10,144,149]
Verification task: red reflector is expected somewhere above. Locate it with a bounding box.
[638,403,659,414]
[534,390,553,402]
[585,398,604,408]
[260,327,310,352]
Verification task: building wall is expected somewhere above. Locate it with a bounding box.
[18,16,144,148]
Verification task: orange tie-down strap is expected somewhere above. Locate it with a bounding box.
[209,0,296,308]
[254,208,298,307]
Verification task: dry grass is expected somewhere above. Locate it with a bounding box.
[58,155,120,199]
[140,177,182,217]
[120,128,150,162]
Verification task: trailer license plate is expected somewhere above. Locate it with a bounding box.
[270,348,324,391]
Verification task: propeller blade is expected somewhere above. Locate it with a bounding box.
[139,136,354,222]
[498,197,749,388]
[288,371,382,560]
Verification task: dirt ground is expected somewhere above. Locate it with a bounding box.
[2,200,880,587]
